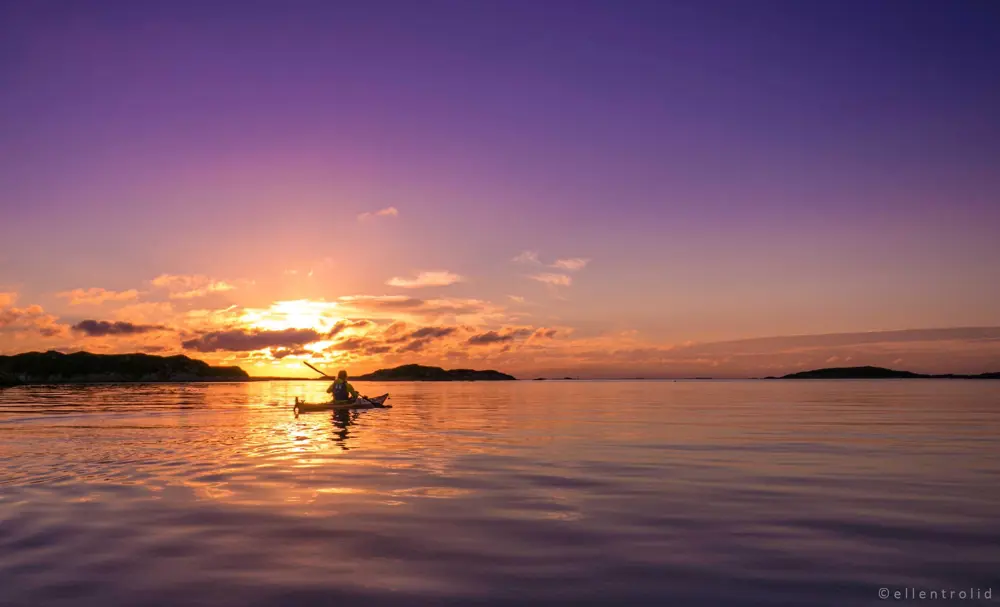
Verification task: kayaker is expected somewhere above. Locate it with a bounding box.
[327,370,359,403]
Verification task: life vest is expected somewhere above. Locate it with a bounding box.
[333,380,350,401]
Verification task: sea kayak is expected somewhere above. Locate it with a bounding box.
[293,393,390,413]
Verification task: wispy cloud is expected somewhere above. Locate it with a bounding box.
[58,288,139,306]
[357,206,399,222]
[512,251,540,264]
[386,271,463,288]
[529,273,572,286]
[508,295,526,304]
[151,274,236,299]
[551,258,590,271]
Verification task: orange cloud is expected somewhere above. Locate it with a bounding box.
[551,258,589,271]
[529,327,558,340]
[529,273,572,286]
[151,274,236,299]
[386,271,463,288]
[58,287,139,305]
[0,296,69,339]
[114,301,176,324]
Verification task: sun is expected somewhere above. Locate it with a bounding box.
[239,299,342,332]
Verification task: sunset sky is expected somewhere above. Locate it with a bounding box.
[2,1,999,377]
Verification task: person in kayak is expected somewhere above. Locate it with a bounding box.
[327,370,359,403]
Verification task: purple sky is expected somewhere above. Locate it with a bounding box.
[1,0,999,375]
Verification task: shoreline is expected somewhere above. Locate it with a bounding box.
[5,376,1000,388]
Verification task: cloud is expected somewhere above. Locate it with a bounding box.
[383,321,408,338]
[58,288,140,306]
[328,318,375,338]
[151,274,236,299]
[329,336,392,356]
[466,330,508,345]
[337,295,502,321]
[357,206,399,222]
[514,253,589,271]
[407,326,457,339]
[508,295,526,304]
[530,328,558,340]
[322,322,462,358]
[512,251,540,264]
[0,297,69,337]
[386,271,463,288]
[72,320,168,337]
[114,301,176,325]
[529,273,572,286]
[467,328,533,346]
[385,325,458,344]
[182,328,322,352]
[397,338,431,353]
[551,258,590,271]
[337,295,424,311]
[673,327,1000,357]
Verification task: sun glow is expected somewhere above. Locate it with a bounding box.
[240,299,341,332]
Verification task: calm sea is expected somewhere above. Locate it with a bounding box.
[1,380,997,606]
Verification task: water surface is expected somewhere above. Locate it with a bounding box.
[1,380,997,606]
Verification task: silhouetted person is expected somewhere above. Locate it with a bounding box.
[327,370,358,403]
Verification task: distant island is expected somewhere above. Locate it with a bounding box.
[353,364,515,381]
[773,366,1000,380]
[0,351,249,386]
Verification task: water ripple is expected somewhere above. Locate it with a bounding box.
[1,380,998,605]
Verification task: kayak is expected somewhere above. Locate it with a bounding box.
[293,393,390,413]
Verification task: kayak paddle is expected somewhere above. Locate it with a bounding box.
[304,361,333,378]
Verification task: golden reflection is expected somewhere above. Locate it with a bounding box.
[315,487,368,495]
[390,487,471,499]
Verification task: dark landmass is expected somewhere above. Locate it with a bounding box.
[0,351,249,386]
[778,366,1000,380]
[353,364,515,381]
[533,377,547,381]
